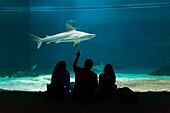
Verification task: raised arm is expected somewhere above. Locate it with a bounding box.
[73,49,80,67]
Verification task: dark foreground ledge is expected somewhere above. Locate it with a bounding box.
[0,91,169,113]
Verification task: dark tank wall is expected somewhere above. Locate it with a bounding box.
[0,0,30,73]
[0,0,170,74]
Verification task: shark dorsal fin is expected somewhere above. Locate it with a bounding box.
[66,23,75,32]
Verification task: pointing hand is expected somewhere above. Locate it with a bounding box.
[76,49,80,57]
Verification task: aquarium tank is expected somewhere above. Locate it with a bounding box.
[0,0,170,92]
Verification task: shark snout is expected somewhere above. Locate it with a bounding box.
[89,34,96,38]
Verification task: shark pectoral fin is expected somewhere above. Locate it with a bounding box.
[55,41,60,44]
[37,42,42,49]
[46,42,51,44]
[73,41,80,47]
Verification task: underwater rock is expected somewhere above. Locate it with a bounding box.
[149,65,170,76]
[11,71,39,77]
[11,64,40,77]
[0,75,6,78]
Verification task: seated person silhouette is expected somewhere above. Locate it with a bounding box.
[47,61,70,99]
[98,64,117,99]
[73,50,97,99]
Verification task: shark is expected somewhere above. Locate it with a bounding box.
[29,23,96,49]
[67,19,76,23]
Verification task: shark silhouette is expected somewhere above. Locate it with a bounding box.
[29,23,96,49]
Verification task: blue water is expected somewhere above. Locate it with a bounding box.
[0,1,170,92]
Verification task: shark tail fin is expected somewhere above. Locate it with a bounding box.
[28,33,42,49]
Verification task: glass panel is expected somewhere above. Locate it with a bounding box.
[0,0,170,92]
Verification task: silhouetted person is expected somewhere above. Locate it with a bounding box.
[47,61,70,99]
[98,64,117,99]
[73,50,97,99]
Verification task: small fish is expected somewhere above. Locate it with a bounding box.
[31,64,37,70]
[67,19,76,23]
[155,37,170,47]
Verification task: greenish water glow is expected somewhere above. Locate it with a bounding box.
[0,73,169,92]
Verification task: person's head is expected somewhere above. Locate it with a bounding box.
[104,64,115,75]
[84,59,93,70]
[54,61,66,74]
